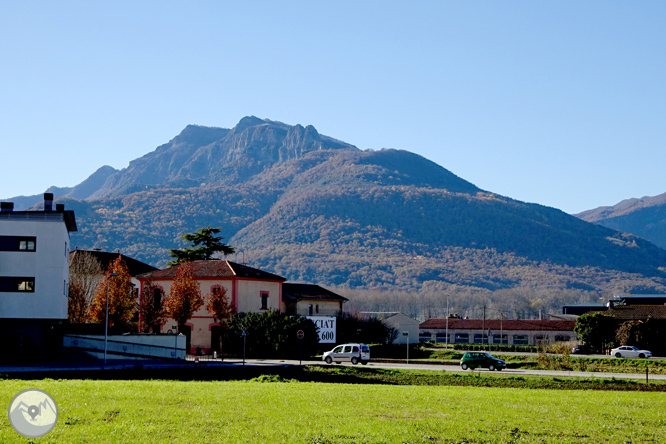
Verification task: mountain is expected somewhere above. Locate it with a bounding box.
[2,166,118,210]
[577,193,666,250]
[88,117,355,199]
[8,117,666,294]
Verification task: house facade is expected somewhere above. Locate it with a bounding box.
[138,260,276,354]
[137,260,348,354]
[0,194,77,361]
[419,318,577,346]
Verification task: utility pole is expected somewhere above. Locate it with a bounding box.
[445,293,450,349]
[482,305,486,348]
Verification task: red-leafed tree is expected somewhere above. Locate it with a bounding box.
[89,256,136,328]
[139,280,167,333]
[206,286,235,354]
[163,262,203,333]
[206,286,235,323]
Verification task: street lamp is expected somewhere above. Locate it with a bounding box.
[103,273,118,365]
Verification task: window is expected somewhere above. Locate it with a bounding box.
[260,291,269,310]
[473,334,488,344]
[454,333,469,344]
[435,332,449,343]
[315,304,319,314]
[554,335,570,342]
[0,277,35,292]
[419,332,432,342]
[493,334,508,345]
[308,304,313,315]
[153,288,162,307]
[513,335,529,345]
[0,236,36,252]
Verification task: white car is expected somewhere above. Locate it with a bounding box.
[322,343,370,365]
[610,346,652,359]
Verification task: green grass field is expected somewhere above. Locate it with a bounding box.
[2,377,665,443]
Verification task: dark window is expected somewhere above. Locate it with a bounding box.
[435,332,449,343]
[153,288,162,307]
[513,335,529,345]
[493,334,508,345]
[0,277,35,292]
[308,304,313,315]
[454,333,469,344]
[0,236,36,252]
[473,334,488,344]
[260,292,269,310]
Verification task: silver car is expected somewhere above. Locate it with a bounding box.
[323,343,370,365]
[610,345,652,359]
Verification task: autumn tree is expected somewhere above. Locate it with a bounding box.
[163,262,203,333]
[89,256,136,328]
[168,226,235,266]
[574,312,616,354]
[139,280,167,333]
[68,250,104,323]
[206,286,235,354]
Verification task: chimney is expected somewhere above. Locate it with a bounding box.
[56,204,65,211]
[44,193,54,211]
[1,202,14,212]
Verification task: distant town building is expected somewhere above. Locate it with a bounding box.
[361,312,420,345]
[0,193,77,362]
[419,318,577,346]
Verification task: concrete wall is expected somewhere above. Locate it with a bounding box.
[295,300,342,317]
[0,216,70,320]
[63,334,186,360]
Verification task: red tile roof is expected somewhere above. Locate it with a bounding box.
[282,283,348,302]
[136,260,286,281]
[606,305,666,320]
[420,318,576,332]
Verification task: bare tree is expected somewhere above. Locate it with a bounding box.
[68,251,104,323]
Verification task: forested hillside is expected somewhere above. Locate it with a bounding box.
[17,116,666,296]
[577,193,666,250]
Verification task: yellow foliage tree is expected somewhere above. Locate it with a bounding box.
[163,262,203,332]
[89,256,136,328]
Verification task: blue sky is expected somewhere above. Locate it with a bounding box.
[1,2,664,214]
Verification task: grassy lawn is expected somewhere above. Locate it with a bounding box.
[2,377,666,443]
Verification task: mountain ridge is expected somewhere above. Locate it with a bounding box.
[5,116,666,294]
[577,192,666,250]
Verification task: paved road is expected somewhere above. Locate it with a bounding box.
[243,358,666,381]
[1,357,662,382]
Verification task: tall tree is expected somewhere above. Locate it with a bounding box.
[206,286,235,323]
[168,227,235,266]
[89,256,136,328]
[163,262,204,333]
[68,251,104,323]
[574,312,616,354]
[139,280,167,333]
[206,286,235,354]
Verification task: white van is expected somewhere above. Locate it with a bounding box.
[322,343,370,365]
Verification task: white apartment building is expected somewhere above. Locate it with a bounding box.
[0,194,77,361]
